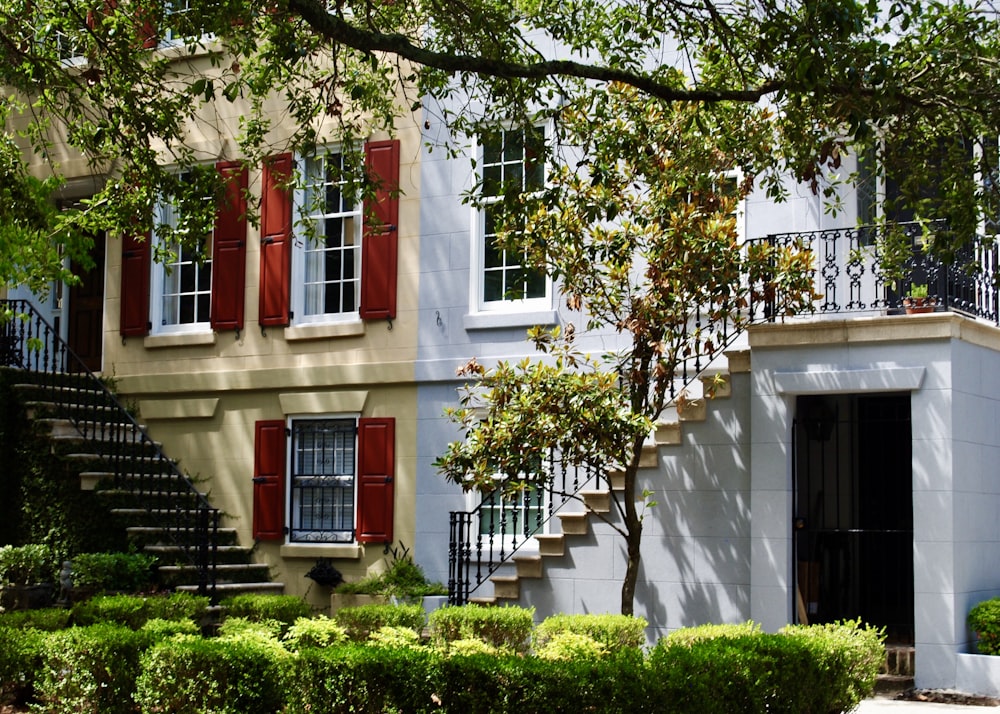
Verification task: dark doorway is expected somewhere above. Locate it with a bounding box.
[67,233,106,373]
[793,393,914,643]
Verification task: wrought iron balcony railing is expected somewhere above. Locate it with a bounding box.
[747,223,1000,325]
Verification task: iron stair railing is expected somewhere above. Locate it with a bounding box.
[0,298,219,602]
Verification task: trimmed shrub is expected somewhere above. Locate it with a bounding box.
[282,616,348,651]
[0,606,71,631]
[221,594,311,632]
[534,613,647,652]
[135,635,289,714]
[780,619,885,713]
[0,543,55,585]
[535,631,607,661]
[217,616,285,642]
[33,623,156,714]
[71,592,208,629]
[284,644,436,714]
[0,626,44,704]
[969,597,1000,655]
[333,603,425,641]
[664,621,761,645]
[429,604,535,652]
[71,551,157,592]
[141,617,200,639]
[368,625,422,648]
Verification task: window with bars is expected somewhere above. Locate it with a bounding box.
[476,126,549,310]
[295,151,363,321]
[290,419,357,543]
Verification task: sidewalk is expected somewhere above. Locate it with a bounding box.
[857,696,1000,712]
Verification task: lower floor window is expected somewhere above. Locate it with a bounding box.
[478,487,546,541]
[290,418,356,543]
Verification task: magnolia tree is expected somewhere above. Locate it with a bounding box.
[434,82,820,613]
[3,0,1000,607]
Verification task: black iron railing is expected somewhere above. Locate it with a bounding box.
[748,223,1000,324]
[448,456,609,605]
[0,299,219,601]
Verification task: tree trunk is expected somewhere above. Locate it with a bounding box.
[619,446,644,615]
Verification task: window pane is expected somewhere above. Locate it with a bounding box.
[290,419,356,543]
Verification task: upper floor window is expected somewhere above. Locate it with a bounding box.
[151,175,213,333]
[474,126,550,312]
[293,150,364,323]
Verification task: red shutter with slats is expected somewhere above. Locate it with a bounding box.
[356,417,395,543]
[360,140,400,320]
[259,153,293,328]
[119,230,150,337]
[211,161,248,332]
[253,420,286,541]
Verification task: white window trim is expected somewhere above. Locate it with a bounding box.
[285,413,360,546]
[149,184,213,336]
[465,472,549,554]
[290,149,365,326]
[469,122,554,315]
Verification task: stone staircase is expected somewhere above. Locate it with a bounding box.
[467,350,748,605]
[13,375,282,599]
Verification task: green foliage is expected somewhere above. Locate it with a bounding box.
[283,644,437,714]
[664,621,762,645]
[0,607,71,631]
[779,620,885,713]
[71,551,157,592]
[534,613,647,652]
[429,604,535,653]
[334,548,447,598]
[217,616,285,643]
[221,594,312,633]
[135,635,289,714]
[71,592,208,629]
[282,615,348,651]
[32,623,156,714]
[140,617,201,639]
[0,543,56,585]
[0,625,44,704]
[970,597,1000,655]
[534,631,608,661]
[333,603,426,641]
[368,625,423,649]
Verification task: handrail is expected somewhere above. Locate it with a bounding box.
[0,299,219,602]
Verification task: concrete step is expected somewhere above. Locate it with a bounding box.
[534,534,565,557]
[490,575,519,599]
[176,582,285,596]
[558,512,588,535]
[514,555,542,578]
[581,490,610,513]
[127,526,240,547]
[159,563,271,586]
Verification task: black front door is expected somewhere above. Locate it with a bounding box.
[793,393,914,643]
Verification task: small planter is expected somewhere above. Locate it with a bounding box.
[330,593,390,611]
[0,583,55,610]
[903,296,937,314]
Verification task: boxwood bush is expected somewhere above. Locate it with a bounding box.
[33,623,158,714]
[221,594,312,632]
[71,551,157,592]
[71,592,209,629]
[969,597,1000,655]
[135,634,289,714]
[333,603,426,641]
[0,625,45,705]
[533,613,647,652]
[429,604,535,652]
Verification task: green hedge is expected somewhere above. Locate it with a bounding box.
[33,623,158,714]
[71,551,157,592]
[534,613,647,652]
[333,603,426,641]
[0,626,45,705]
[71,592,209,629]
[429,604,535,652]
[135,635,288,714]
[969,597,1000,655]
[221,594,312,632]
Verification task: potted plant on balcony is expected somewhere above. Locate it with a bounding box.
[903,283,937,314]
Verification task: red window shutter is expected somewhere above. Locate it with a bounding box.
[210,161,248,332]
[360,139,400,320]
[253,420,286,541]
[119,230,150,337]
[356,417,395,543]
[259,153,293,328]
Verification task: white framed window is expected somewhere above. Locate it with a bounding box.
[150,177,213,334]
[292,150,363,324]
[472,125,551,313]
[288,417,357,544]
